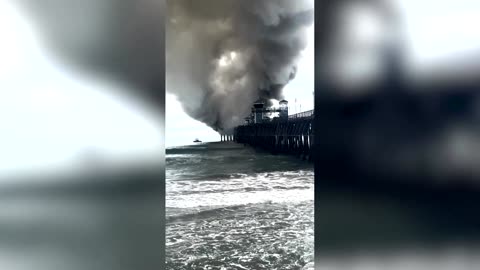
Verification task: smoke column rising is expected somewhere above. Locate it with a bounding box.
[166,0,314,132]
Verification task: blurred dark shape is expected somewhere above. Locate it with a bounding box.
[16,0,166,108]
[315,0,480,191]
[315,0,480,268]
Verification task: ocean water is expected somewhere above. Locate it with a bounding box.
[166,142,314,270]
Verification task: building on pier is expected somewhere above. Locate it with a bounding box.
[234,99,313,161]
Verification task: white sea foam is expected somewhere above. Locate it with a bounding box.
[166,170,313,209]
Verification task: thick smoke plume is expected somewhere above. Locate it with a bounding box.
[166,0,314,132]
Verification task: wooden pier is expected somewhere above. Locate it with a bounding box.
[234,110,314,160]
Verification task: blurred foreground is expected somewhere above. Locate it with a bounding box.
[0,1,165,269]
[315,0,480,268]
[0,165,164,270]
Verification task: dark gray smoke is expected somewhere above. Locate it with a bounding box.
[166,0,314,132]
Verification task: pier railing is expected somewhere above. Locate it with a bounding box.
[288,109,314,120]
